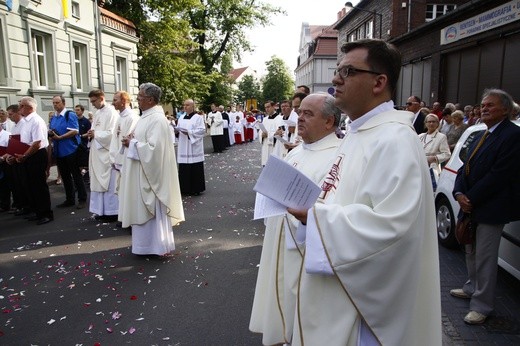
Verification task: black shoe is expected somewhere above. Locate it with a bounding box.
[76,201,87,209]
[56,201,75,208]
[27,214,40,221]
[36,217,53,225]
[103,215,118,222]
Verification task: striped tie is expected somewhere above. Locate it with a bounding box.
[465,130,488,176]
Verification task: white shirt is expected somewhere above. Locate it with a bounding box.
[20,112,49,149]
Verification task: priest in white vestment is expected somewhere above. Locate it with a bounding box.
[288,40,442,346]
[87,89,119,221]
[109,91,139,194]
[250,93,342,345]
[120,83,184,256]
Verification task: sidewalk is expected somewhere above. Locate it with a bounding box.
[439,244,520,344]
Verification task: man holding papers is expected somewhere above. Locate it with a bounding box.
[250,93,342,345]
[287,39,442,345]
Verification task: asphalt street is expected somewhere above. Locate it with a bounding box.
[0,137,265,345]
[1,135,519,345]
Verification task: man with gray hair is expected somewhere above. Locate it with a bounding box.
[120,83,185,255]
[14,97,53,225]
[452,88,520,324]
[250,92,342,344]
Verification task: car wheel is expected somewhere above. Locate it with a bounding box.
[436,196,458,248]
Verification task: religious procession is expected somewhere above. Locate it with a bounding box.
[2,0,520,345]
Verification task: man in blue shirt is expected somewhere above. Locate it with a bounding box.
[49,95,87,209]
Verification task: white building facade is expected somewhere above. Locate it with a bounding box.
[0,0,138,121]
[294,22,338,94]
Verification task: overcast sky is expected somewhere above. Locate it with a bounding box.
[238,0,360,76]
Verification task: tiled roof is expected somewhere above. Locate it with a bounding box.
[100,8,136,29]
[229,67,249,82]
[314,37,338,56]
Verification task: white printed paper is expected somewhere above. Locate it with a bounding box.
[253,155,321,210]
[253,193,287,220]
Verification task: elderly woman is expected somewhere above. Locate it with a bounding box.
[446,110,468,151]
[418,114,451,178]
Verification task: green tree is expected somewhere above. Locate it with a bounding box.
[261,56,294,104]
[104,0,283,107]
[235,74,261,105]
[182,0,283,108]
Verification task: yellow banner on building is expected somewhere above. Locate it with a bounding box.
[62,0,69,18]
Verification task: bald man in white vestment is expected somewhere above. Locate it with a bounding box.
[250,93,342,345]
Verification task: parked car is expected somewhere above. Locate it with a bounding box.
[434,121,520,280]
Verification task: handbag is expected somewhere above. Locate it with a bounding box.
[455,213,476,245]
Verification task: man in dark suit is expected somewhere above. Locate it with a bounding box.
[406,95,427,134]
[451,88,520,325]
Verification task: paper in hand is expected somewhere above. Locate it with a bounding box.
[253,193,287,220]
[253,154,321,210]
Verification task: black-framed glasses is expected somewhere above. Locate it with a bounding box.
[334,66,382,79]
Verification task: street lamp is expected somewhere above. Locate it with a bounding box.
[345,1,383,39]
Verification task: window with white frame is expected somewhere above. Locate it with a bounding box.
[365,20,374,39]
[426,4,456,22]
[73,42,88,91]
[31,31,54,88]
[71,1,80,18]
[115,57,127,91]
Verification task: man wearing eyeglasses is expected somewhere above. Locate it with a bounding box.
[288,39,441,345]
[406,95,428,134]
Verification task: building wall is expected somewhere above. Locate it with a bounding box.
[0,0,138,121]
[392,0,520,107]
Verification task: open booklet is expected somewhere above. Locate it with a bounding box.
[253,154,321,219]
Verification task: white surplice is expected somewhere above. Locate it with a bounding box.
[176,113,205,164]
[250,132,342,345]
[109,107,139,193]
[294,105,442,346]
[89,104,119,215]
[259,115,284,166]
[119,105,185,255]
